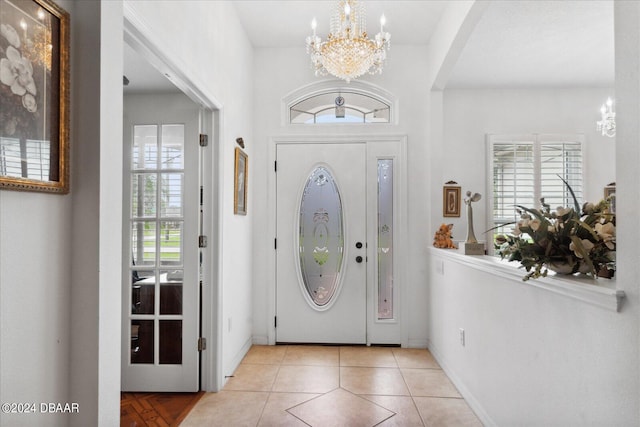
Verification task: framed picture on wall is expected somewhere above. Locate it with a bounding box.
[234,147,248,215]
[443,184,461,217]
[0,0,70,193]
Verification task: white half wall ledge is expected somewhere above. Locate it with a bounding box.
[428,247,625,312]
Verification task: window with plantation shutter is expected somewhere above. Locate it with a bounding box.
[488,134,583,250]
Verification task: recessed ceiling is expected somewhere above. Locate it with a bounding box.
[232,0,615,89]
[232,1,450,47]
[123,1,615,92]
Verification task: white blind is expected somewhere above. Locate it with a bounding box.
[0,137,50,180]
[539,139,583,209]
[489,134,583,233]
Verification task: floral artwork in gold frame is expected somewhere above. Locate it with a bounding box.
[234,147,248,215]
[443,183,461,217]
[0,0,70,193]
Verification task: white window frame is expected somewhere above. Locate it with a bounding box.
[281,80,398,126]
[486,133,585,254]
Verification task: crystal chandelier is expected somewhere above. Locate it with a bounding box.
[306,0,390,83]
[20,9,53,70]
[597,97,616,137]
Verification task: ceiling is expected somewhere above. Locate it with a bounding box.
[123,0,614,93]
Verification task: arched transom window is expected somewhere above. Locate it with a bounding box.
[286,82,394,124]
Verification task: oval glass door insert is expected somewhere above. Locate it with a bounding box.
[299,166,344,307]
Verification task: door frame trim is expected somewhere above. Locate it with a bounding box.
[267,135,409,346]
[123,6,223,392]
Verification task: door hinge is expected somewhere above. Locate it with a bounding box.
[198,337,207,351]
[274,316,277,328]
[199,235,208,248]
[274,161,277,172]
[199,134,209,147]
[274,238,277,250]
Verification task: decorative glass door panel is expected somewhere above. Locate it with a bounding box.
[299,166,344,307]
[377,159,393,319]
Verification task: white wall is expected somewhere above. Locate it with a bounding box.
[251,45,432,347]
[69,1,123,425]
[0,1,73,426]
[440,88,616,238]
[0,192,73,427]
[122,0,255,384]
[427,251,637,426]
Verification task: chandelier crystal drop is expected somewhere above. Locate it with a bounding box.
[306,0,390,83]
[596,97,616,138]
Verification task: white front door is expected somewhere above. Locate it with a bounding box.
[121,93,200,391]
[276,143,367,344]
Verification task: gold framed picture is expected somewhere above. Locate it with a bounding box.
[234,147,248,215]
[443,186,461,217]
[0,0,70,193]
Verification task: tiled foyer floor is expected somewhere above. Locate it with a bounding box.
[180,345,482,426]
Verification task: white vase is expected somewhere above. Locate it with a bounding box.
[547,261,591,275]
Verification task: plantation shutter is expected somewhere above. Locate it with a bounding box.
[490,136,536,228]
[488,134,583,242]
[539,136,583,209]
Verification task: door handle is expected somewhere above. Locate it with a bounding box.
[355,256,363,263]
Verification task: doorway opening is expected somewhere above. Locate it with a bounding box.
[121,13,222,392]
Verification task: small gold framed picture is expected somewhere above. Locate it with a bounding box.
[234,147,248,215]
[443,185,461,217]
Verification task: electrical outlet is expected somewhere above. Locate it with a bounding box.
[459,328,465,346]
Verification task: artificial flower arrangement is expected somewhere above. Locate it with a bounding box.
[493,178,615,281]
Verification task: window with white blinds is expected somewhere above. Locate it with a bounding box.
[488,134,583,236]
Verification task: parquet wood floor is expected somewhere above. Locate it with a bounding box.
[121,392,204,427]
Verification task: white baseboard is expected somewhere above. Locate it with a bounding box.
[427,339,496,427]
[222,337,253,387]
[252,335,269,345]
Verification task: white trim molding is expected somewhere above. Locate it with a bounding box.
[428,247,625,312]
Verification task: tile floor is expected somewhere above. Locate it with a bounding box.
[180,345,483,426]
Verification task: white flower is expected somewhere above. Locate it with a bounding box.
[595,222,616,250]
[556,206,571,216]
[0,46,37,97]
[0,24,20,48]
[22,93,37,113]
[569,239,594,258]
